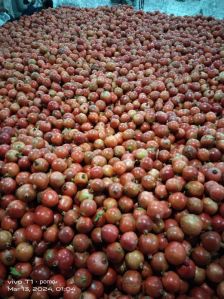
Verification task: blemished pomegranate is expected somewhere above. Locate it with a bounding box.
[0,4,224,298]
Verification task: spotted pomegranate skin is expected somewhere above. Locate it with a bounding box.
[0,5,224,298]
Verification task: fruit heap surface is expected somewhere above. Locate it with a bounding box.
[0,5,224,299]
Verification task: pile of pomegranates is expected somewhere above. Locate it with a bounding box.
[0,4,224,298]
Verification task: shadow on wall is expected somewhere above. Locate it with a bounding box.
[0,0,53,24]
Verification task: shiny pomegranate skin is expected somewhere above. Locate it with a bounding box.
[0,5,224,298]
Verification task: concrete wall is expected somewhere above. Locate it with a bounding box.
[143,0,224,19]
[52,0,224,19]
